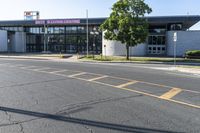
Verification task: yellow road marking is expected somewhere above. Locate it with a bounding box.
[68,72,87,78]
[19,66,200,109]
[90,80,200,109]
[116,81,138,88]
[88,75,108,81]
[160,88,182,99]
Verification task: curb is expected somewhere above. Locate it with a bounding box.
[79,60,200,66]
[0,56,52,60]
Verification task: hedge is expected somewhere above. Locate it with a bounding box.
[185,50,200,59]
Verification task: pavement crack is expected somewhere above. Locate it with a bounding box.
[4,111,12,123]
[19,124,25,133]
[0,95,142,129]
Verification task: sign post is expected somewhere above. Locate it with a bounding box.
[104,44,106,59]
[173,32,177,67]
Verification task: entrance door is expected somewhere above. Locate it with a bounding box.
[148,35,166,56]
[148,45,166,55]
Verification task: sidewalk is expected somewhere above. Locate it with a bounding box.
[148,66,200,75]
[0,54,200,75]
[0,54,74,60]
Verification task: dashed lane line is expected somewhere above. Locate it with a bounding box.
[159,88,182,99]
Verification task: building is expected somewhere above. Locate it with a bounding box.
[0,15,200,56]
[0,18,105,54]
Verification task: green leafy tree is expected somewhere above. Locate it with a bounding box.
[100,0,152,60]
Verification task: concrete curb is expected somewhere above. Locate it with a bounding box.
[79,60,200,66]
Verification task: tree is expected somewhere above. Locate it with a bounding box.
[100,0,152,60]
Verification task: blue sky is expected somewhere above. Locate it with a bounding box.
[0,0,200,29]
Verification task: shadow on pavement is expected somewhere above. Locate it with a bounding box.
[0,106,182,133]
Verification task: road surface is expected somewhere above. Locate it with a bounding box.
[0,58,199,133]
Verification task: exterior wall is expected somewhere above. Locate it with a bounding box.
[0,30,8,52]
[14,32,26,52]
[167,31,200,56]
[102,39,146,56]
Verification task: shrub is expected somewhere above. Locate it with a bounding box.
[185,50,200,59]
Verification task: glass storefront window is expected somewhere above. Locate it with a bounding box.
[48,27,54,34]
[24,24,102,53]
[71,27,77,33]
[77,26,85,33]
[54,27,65,34]
[148,35,165,45]
[66,27,72,33]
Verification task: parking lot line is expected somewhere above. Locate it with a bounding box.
[88,75,108,81]
[49,70,68,74]
[159,88,182,99]
[33,67,51,71]
[116,81,138,88]
[68,72,87,78]
[20,66,38,69]
[14,66,199,109]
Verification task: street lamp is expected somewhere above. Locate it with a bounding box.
[90,28,99,59]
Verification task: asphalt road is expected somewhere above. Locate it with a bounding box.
[0,58,199,133]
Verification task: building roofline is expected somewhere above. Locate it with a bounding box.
[0,15,199,29]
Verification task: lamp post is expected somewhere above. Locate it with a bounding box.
[90,28,99,59]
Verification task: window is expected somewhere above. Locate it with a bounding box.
[170,24,182,30]
[48,27,54,34]
[66,27,72,33]
[152,36,157,45]
[54,27,65,34]
[148,36,153,45]
[77,26,85,33]
[148,35,165,45]
[162,47,166,51]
